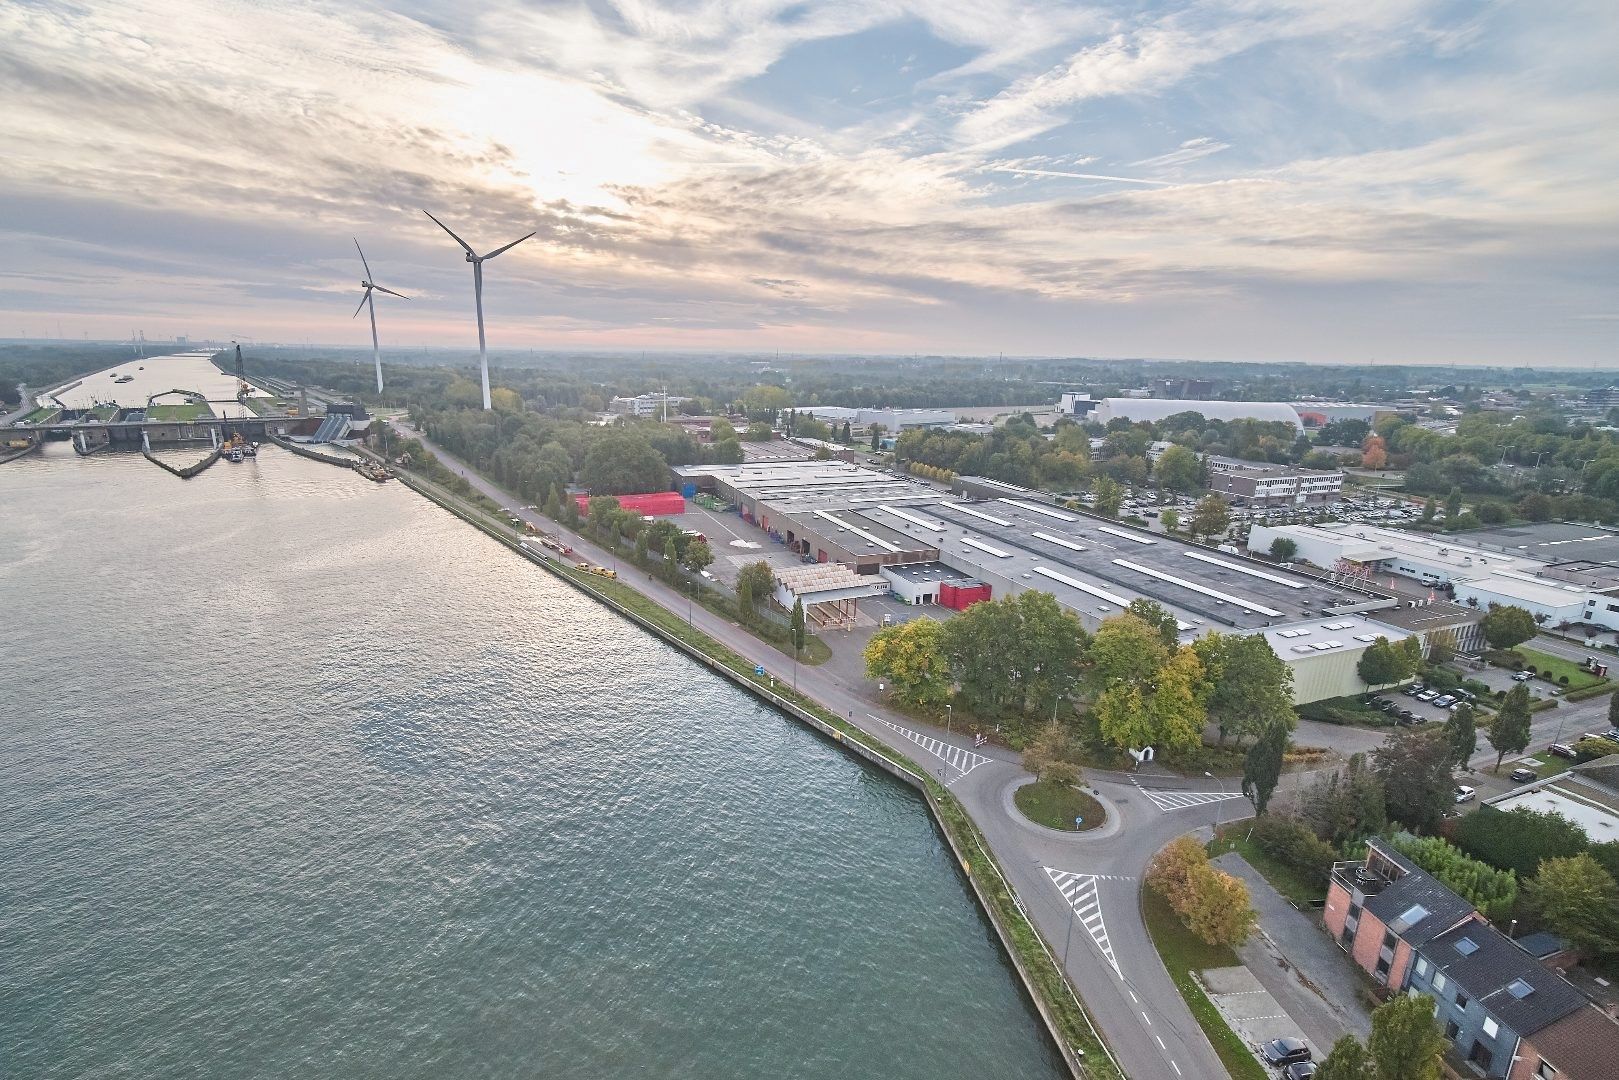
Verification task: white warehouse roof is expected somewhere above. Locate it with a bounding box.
[1094,398,1303,429]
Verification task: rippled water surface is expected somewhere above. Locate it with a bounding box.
[0,445,1065,1079]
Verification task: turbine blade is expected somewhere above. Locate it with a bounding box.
[372,285,409,299]
[482,232,536,260]
[421,210,475,255]
[352,289,371,319]
[353,237,372,279]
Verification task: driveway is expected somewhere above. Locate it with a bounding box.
[1214,853,1372,1048]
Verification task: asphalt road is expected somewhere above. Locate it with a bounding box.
[394,421,1244,1080]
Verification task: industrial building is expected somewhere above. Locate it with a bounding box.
[1196,454,1344,506]
[609,392,689,418]
[676,460,1419,702]
[1249,523,1619,633]
[1486,756,1619,844]
[1091,397,1303,430]
[1056,392,1099,418]
[790,406,955,434]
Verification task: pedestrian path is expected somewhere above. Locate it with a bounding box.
[1130,776,1248,813]
[1046,868,1121,976]
[869,716,990,784]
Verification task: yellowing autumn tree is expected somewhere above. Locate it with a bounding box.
[864,617,951,710]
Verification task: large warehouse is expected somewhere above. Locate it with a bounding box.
[677,461,1417,702]
[1250,522,1619,633]
[1091,398,1303,430]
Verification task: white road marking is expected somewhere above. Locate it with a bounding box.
[1171,1061,1182,1076]
[1045,868,1121,976]
[868,716,989,783]
[1130,776,1248,813]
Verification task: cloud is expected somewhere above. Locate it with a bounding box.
[0,0,1614,365]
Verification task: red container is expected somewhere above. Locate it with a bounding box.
[940,580,991,610]
[573,491,687,516]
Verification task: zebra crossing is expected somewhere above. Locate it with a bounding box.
[1046,868,1120,976]
[1130,777,1248,813]
[869,716,990,783]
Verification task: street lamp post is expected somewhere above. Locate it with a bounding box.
[1206,771,1224,833]
[945,703,952,736]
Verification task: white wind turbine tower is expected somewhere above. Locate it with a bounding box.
[352,239,408,394]
[422,210,534,410]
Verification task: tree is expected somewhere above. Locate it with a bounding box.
[1610,686,1619,729]
[1189,494,1230,539]
[1420,495,1437,523]
[1302,754,1386,846]
[1092,475,1123,517]
[1367,992,1446,1080]
[543,485,562,520]
[710,437,744,464]
[1486,683,1532,769]
[1481,604,1537,650]
[1243,720,1288,813]
[868,423,885,451]
[635,528,649,563]
[1361,433,1387,470]
[1194,632,1296,745]
[1023,721,1083,784]
[1180,863,1256,947]
[709,418,737,443]
[1269,536,1298,561]
[1127,598,1180,649]
[1389,834,1517,919]
[580,431,670,495]
[1314,1034,1376,1080]
[744,421,774,442]
[1456,805,1591,878]
[1442,702,1477,768]
[682,539,714,576]
[1445,486,1463,519]
[1146,837,1254,947]
[736,561,774,617]
[790,598,806,654]
[663,537,679,576]
[864,618,951,709]
[1357,636,1420,688]
[1153,444,1201,493]
[1160,508,1180,531]
[1373,729,1455,835]
[1524,854,1619,958]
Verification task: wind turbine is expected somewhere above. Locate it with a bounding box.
[352,239,408,394]
[421,210,534,410]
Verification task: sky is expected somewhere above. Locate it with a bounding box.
[1,0,1616,366]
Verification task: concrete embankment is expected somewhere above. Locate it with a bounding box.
[267,434,391,482]
[387,463,1111,1080]
[0,440,43,465]
[143,447,222,479]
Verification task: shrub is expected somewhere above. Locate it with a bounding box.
[1559,675,1570,686]
[1248,816,1336,887]
[1456,805,1589,878]
[1574,736,1619,762]
[1390,833,1517,919]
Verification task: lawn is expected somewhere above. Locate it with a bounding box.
[1208,830,1326,909]
[1141,888,1268,1080]
[1014,780,1105,832]
[147,403,214,421]
[21,406,58,424]
[1515,648,1607,692]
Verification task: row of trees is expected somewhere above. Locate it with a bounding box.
[864,603,1298,775]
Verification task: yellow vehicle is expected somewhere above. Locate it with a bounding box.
[575,562,618,579]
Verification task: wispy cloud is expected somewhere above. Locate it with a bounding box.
[0,0,1614,364]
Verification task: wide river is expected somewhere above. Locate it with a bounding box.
[0,444,1066,1079]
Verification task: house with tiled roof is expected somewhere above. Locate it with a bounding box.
[1324,838,1619,1078]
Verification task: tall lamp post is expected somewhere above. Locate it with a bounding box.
[945,703,952,736]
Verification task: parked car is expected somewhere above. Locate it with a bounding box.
[1259,1038,1312,1068]
[1403,684,1423,696]
[1455,785,1476,803]
[1417,690,1440,702]
[1433,695,1456,708]
[1549,743,1578,759]
[1510,767,1538,783]
[1283,1063,1318,1080]
[1512,671,1533,682]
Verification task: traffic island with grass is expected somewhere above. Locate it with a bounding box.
[1015,780,1106,832]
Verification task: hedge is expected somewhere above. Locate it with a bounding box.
[1565,683,1618,703]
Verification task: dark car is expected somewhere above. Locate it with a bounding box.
[1510,767,1538,783]
[1549,743,1578,759]
[1284,1063,1318,1080]
[1259,1037,1311,1067]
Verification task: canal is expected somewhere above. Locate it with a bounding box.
[0,444,1068,1079]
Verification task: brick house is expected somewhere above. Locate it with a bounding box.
[1325,838,1619,1078]
[1325,838,1475,987]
